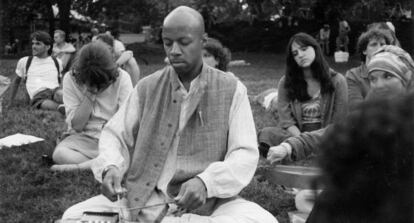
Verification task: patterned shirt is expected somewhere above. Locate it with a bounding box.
[302,91,322,125]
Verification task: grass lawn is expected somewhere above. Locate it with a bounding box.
[0,50,358,223]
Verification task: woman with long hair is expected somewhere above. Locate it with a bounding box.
[51,41,133,171]
[258,32,348,158]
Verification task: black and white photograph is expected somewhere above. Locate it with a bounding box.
[0,0,413,222]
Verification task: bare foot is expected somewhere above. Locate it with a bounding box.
[50,164,82,172]
[50,161,92,172]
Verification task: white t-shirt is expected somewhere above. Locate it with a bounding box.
[15,56,62,99]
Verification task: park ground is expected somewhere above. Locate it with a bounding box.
[0,46,359,223]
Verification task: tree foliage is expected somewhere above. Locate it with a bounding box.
[1,0,412,51]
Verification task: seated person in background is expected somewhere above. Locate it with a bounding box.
[105,29,125,57]
[4,42,12,55]
[258,32,348,158]
[91,28,99,42]
[306,93,414,223]
[51,41,132,170]
[318,24,330,56]
[60,6,277,223]
[346,28,393,111]
[367,21,401,47]
[52,29,76,74]
[96,33,141,86]
[9,31,64,113]
[267,45,414,164]
[335,17,351,52]
[202,37,233,74]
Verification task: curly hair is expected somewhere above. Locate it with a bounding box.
[356,28,393,62]
[71,41,119,90]
[284,32,334,102]
[312,94,414,223]
[203,37,231,71]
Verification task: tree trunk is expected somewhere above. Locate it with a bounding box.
[46,0,55,37]
[57,0,71,35]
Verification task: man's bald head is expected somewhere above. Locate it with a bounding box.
[161,6,207,78]
[163,6,205,37]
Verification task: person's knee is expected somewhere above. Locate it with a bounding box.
[53,89,63,103]
[39,99,59,110]
[242,202,278,223]
[214,199,278,223]
[52,145,67,164]
[62,204,84,220]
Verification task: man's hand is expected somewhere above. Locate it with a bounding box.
[175,177,207,211]
[267,145,289,164]
[101,166,126,201]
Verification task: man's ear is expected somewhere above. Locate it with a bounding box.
[201,33,208,44]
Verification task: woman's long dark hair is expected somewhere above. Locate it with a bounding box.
[284,32,334,102]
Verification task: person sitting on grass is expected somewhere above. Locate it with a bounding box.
[52,29,76,74]
[267,44,414,164]
[105,29,126,57]
[96,33,141,86]
[258,32,348,158]
[8,31,64,114]
[51,41,132,171]
[306,93,413,223]
[266,45,414,222]
[346,28,393,111]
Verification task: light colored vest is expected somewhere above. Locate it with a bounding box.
[126,65,237,220]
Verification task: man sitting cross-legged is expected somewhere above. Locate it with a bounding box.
[9,31,64,113]
[60,6,277,223]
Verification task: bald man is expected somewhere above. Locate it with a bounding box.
[60,6,277,223]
